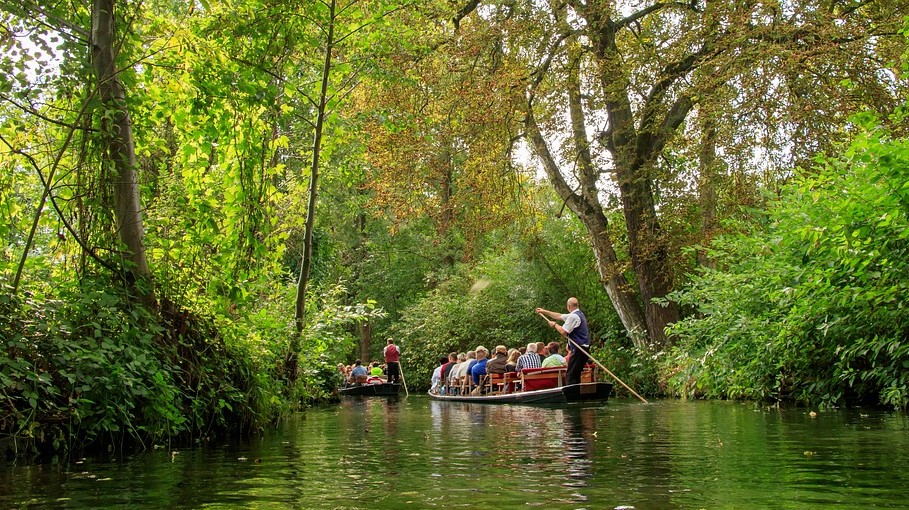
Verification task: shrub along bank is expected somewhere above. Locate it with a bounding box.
[665,113,909,410]
[0,276,346,461]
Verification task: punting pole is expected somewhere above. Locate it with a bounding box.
[399,360,410,397]
[538,311,648,403]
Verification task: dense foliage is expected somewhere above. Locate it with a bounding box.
[666,112,909,409]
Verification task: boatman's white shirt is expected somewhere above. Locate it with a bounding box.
[561,311,581,334]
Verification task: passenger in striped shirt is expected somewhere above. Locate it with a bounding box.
[515,342,541,372]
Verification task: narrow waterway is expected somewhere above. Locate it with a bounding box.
[2,397,907,509]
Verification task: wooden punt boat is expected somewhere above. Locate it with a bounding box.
[339,382,401,397]
[428,381,612,404]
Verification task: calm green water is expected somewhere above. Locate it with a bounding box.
[1,398,907,509]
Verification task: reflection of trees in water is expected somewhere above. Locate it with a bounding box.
[561,407,596,490]
[424,402,600,504]
[377,397,401,477]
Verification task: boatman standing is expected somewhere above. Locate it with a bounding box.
[535,297,590,385]
[384,337,401,384]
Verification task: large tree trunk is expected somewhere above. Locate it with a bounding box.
[294,0,335,338]
[564,47,649,347]
[525,107,649,348]
[288,0,336,382]
[584,210,650,348]
[578,7,682,348]
[615,163,677,347]
[91,0,154,305]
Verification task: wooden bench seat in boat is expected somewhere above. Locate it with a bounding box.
[519,364,596,391]
[580,365,594,383]
[503,371,521,392]
[486,372,505,394]
[520,367,567,391]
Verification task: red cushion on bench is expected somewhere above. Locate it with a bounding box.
[520,367,566,391]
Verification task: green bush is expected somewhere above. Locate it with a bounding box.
[0,279,185,453]
[667,112,909,409]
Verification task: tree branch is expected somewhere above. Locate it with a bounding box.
[6,0,90,42]
[0,93,96,132]
[528,29,577,93]
[614,1,699,31]
[452,0,480,29]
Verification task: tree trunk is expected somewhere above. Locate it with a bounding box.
[564,48,650,348]
[357,320,371,362]
[525,107,649,348]
[580,9,681,348]
[294,0,335,335]
[440,145,455,267]
[616,164,676,347]
[697,116,718,270]
[91,0,154,306]
[584,210,650,348]
[290,0,336,379]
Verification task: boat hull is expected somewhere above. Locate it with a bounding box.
[427,382,612,404]
[339,383,401,396]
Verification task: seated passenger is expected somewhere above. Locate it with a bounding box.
[485,345,509,375]
[349,359,368,384]
[516,343,541,372]
[370,362,384,376]
[535,341,548,364]
[465,350,479,375]
[504,349,520,372]
[440,352,458,394]
[470,346,489,385]
[337,363,349,386]
[451,351,475,393]
[541,341,567,368]
[448,352,467,392]
[430,356,447,394]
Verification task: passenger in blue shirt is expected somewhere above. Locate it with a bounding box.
[470,346,489,385]
[349,359,368,384]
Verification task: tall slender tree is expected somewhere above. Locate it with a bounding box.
[91,0,153,301]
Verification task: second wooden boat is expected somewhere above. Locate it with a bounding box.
[339,382,401,397]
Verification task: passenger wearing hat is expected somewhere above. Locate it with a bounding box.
[485,345,509,375]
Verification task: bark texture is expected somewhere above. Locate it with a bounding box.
[91,0,154,303]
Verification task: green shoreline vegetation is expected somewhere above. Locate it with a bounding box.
[2,2,908,460]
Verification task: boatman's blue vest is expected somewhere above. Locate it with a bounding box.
[568,309,589,352]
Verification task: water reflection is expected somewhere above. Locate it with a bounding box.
[424,401,601,506]
[1,399,907,509]
[560,407,595,490]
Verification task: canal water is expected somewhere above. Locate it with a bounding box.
[1,397,907,509]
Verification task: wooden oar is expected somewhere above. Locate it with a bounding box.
[399,361,409,397]
[538,311,648,403]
